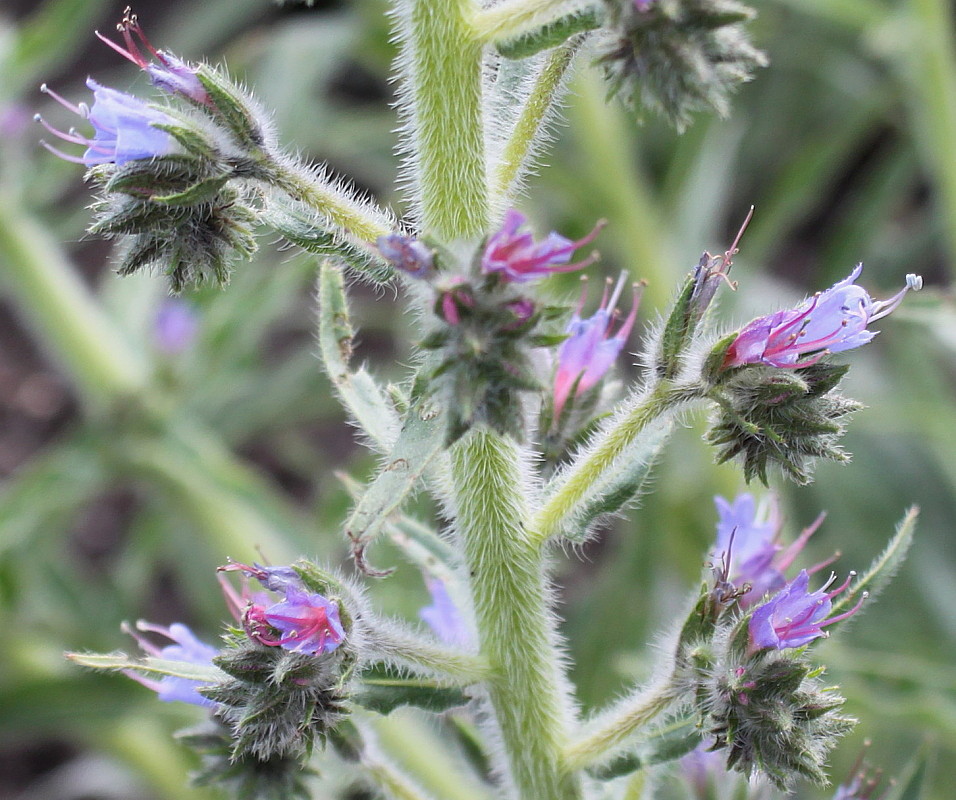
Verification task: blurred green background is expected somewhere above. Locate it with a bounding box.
[0,0,954,798]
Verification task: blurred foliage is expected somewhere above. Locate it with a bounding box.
[0,0,954,798]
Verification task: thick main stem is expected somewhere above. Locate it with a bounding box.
[451,430,582,800]
[404,0,488,240]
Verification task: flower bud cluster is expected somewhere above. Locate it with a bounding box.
[379,211,622,443]
[597,0,768,128]
[672,496,862,789]
[36,12,283,290]
[121,559,357,798]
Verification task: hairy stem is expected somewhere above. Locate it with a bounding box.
[472,0,585,44]
[532,382,705,544]
[451,430,582,800]
[491,42,577,210]
[402,0,489,240]
[367,621,491,684]
[563,681,678,771]
[0,196,148,409]
[272,164,394,246]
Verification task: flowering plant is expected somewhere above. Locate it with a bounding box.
[6,1,936,799]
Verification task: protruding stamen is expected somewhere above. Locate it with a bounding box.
[40,83,86,116]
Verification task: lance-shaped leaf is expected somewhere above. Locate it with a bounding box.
[355,672,470,716]
[495,8,599,60]
[344,394,447,575]
[338,471,458,581]
[67,650,228,685]
[587,717,702,780]
[318,259,401,453]
[831,506,919,616]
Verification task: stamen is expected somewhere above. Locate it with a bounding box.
[38,140,87,164]
[39,83,86,116]
[821,590,867,626]
[34,114,89,145]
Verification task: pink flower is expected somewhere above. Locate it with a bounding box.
[481,209,604,283]
[553,273,640,418]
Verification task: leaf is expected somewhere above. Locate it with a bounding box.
[495,9,600,60]
[830,506,918,615]
[355,676,469,715]
[588,717,702,780]
[344,392,447,575]
[317,259,401,452]
[67,651,228,684]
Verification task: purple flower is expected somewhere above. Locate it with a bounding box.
[711,493,826,607]
[376,234,434,278]
[481,209,605,283]
[749,570,865,652]
[154,298,199,354]
[436,278,476,325]
[95,10,208,105]
[553,273,640,418]
[723,266,922,369]
[419,576,470,647]
[123,620,218,707]
[219,562,345,656]
[36,79,176,166]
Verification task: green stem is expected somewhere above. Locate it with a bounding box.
[472,0,583,44]
[451,430,582,800]
[563,682,677,771]
[404,0,488,240]
[532,382,703,544]
[273,165,394,245]
[0,196,149,409]
[368,621,491,684]
[490,42,577,210]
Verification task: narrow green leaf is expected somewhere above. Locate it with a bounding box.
[67,651,228,684]
[831,506,919,615]
[887,744,933,800]
[496,8,599,60]
[345,394,446,575]
[356,677,469,715]
[557,417,673,542]
[318,260,401,452]
[588,717,702,780]
[152,176,231,206]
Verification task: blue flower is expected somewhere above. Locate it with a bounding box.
[749,570,864,652]
[419,576,470,647]
[376,233,434,278]
[123,620,218,708]
[37,79,176,166]
[553,273,639,418]
[724,266,921,369]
